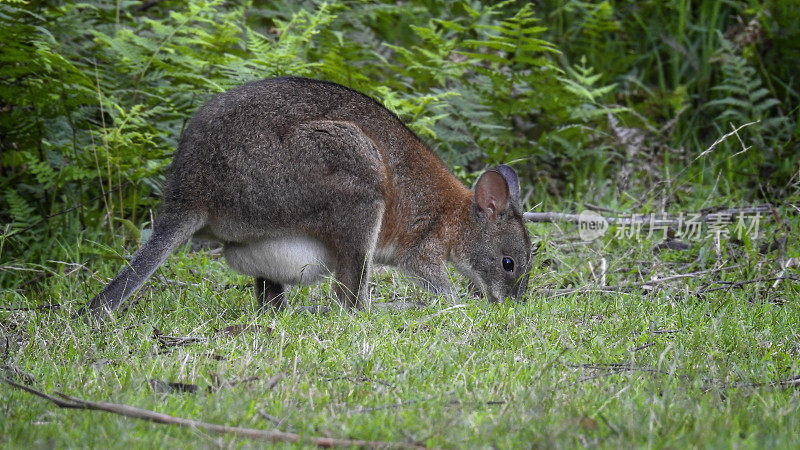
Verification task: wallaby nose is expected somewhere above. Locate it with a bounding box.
[511,274,529,301]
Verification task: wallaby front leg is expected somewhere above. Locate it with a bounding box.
[255,277,286,311]
[333,255,371,310]
[403,261,460,304]
[327,197,383,311]
[421,269,460,304]
[330,213,382,311]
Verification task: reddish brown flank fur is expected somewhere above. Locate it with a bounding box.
[376,135,471,254]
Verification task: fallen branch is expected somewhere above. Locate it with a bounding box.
[148,379,200,394]
[152,327,207,348]
[703,374,800,392]
[641,264,745,286]
[695,276,800,294]
[265,373,284,390]
[535,287,636,299]
[2,378,423,449]
[1,365,36,384]
[630,342,655,352]
[523,212,586,224]
[565,363,690,385]
[524,204,778,226]
[534,266,797,300]
[257,409,293,430]
[0,303,60,312]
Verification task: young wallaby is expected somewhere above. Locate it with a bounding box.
[78,77,531,318]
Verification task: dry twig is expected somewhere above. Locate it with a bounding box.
[566,363,689,385]
[152,327,207,347]
[2,378,423,448]
[524,204,777,226]
[695,276,800,294]
[703,374,800,392]
[0,303,60,312]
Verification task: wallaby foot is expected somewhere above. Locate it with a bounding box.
[255,277,287,310]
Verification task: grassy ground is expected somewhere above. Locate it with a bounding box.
[2,218,799,448]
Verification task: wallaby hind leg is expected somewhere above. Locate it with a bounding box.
[77,213,204,319]
[255,277,286,310]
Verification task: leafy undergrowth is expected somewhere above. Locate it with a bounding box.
[2,217,799,448]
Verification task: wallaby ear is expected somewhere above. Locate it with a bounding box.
[474,170,510,220]
[495,164,521,207]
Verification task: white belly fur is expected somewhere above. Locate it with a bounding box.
[224,236,333,285]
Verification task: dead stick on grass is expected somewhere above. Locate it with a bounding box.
[537,287,635,299]
[703,374,800,392]
[523,204,784,226]
[541,273,799,299]
[536,263,749,298]
[696,276,800,294]
[642,264,745,285]
[2,378,424,449]
[0,303,60,311]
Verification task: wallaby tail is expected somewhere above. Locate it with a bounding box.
[76,213,205,319]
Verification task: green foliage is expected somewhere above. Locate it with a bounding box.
[3,189,40,234]
[706,33,793,187]
[542,0,798,193]
[559,56,624,122]
[0,0,798,284]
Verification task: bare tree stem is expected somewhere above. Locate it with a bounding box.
[2,378,423,449]
[524,204,782,226]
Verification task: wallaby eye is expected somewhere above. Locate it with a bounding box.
[502,257,514,272]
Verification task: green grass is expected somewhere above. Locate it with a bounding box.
[2,226,800,448]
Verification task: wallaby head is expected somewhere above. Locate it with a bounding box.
[79,77,532,320]
[449,165,531,302]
